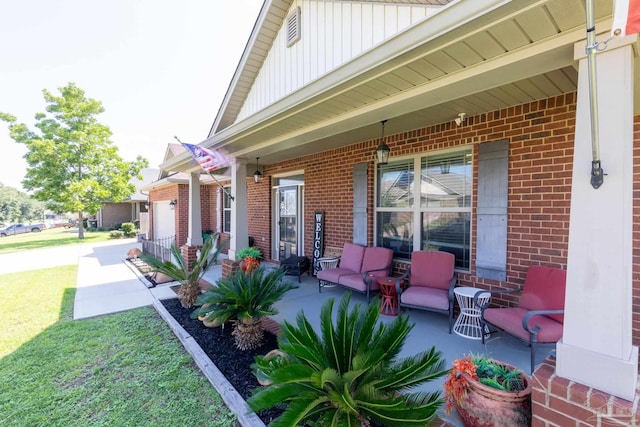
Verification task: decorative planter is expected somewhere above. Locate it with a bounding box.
[455,365,532,427]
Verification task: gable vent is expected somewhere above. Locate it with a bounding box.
[286,6,301,47]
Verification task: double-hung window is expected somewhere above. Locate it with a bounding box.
[223,187,232,233]
[375,148,472,270]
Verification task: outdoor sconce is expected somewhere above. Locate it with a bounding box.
[440,162,451,174]
[454,112,466,126]
[375,120,390,165]
[169,199,177,210]
[253,157,263,183]
[144,202,150,210]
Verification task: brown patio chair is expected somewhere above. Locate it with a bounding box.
[476,265,567,373]
[394,251,457,333]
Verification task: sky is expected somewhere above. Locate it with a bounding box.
[0,0,264,191]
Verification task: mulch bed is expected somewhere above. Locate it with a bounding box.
[160,298,284,425]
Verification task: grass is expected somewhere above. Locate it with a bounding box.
[0,227,115,254]
[0,265,238,426]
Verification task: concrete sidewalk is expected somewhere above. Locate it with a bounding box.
[73,239,159,319]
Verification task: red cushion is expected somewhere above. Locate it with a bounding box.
[400,286,449,311]
[519,266,567,323]
[360,247,393,275]
[339,243,365,273]
[317,268,353,284]
[409,251,455,290]
[338,273,368,292]
[484,307,564,343]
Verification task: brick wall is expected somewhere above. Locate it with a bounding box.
[247,94,640,353]
[532,357,639,426]
[258,94,575,288]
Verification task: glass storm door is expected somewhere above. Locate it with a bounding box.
[277,186,299,260]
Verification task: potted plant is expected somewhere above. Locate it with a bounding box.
[192,266,297,350]
[140,233,225,308]
[443,354,532,427]
[248,293,449,427]
[236,246,262,273]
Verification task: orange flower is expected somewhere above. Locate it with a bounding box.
[443,356,478,414]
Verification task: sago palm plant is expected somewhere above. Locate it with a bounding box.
[193,266,297,350]
[248,293,448,427]
[140,233,224,308]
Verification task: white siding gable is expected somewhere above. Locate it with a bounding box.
[236,0,440,122]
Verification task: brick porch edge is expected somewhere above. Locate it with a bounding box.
[532,357,640,426]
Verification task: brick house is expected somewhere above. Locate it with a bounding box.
[157,0,640,424]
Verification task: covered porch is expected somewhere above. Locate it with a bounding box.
[157,0,640,424]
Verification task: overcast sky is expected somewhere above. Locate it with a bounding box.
[0,0,264,191]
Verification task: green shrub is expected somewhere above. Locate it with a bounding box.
[248,293,448,427]
[192,267,297,350]
[120,222,137,238]
[109,230,124,239]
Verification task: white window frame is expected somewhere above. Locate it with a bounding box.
[374,147,473,271]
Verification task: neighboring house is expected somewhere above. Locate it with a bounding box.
[143,143,226,248]
[95,168,159,231]
[158,0,640,422]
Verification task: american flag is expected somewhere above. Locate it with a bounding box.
[612,0,640,36]
[181,143,233,173]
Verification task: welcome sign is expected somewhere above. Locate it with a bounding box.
[312,211,324,275]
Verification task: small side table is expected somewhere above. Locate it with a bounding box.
[377,277,399,316]
[453,287,490,340]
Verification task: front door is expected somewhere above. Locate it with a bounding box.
[277,186,298,260]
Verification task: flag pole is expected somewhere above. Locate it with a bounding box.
[174,136,235,201]
[585,0,604,189]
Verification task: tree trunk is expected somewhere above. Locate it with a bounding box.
[78,211,85,239]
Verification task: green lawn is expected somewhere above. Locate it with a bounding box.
[0,227,114,254]
[0,265,238,426]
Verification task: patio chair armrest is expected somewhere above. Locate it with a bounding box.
[522,309,565,334]
[473,289,492,310]
[447,272,458,301]
[395,268,410,295]
[361,263,393,282]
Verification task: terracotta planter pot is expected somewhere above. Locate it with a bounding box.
[455,365,532,427]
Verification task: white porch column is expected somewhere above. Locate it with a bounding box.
[556,34,638,400]
[186,172,203,247]
[229,160,249,261]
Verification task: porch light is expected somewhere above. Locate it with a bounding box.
[253,157,263,183]
[375,120,390,165]
[144,202,150,210]
[169,199,177,210]
[440,162,450,174]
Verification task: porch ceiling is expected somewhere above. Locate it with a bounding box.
[167,0,637,172]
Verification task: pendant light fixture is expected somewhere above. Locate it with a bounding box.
[253,157,263,183]
[375,120,390,165]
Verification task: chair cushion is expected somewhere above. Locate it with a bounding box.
[339,243,366,273]
[317,268,354,284]
[360,247,393,276]
[409,251,455,290]
[484,307,564,343]
[338,273,371,292]
[400,286,449,311]
[519,266,567,323]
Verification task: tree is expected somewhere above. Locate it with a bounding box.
[0,83,148,238]
[0,183,45,225]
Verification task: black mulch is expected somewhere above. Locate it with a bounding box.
[160,298,284,425]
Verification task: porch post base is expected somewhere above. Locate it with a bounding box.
[556,339,638,401]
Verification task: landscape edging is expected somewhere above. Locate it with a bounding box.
[151,297,266,427]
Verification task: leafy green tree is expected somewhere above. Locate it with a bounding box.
[0,183,45,224]
[0,83,148,238]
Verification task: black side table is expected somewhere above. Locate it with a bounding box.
[281,256,310,283]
